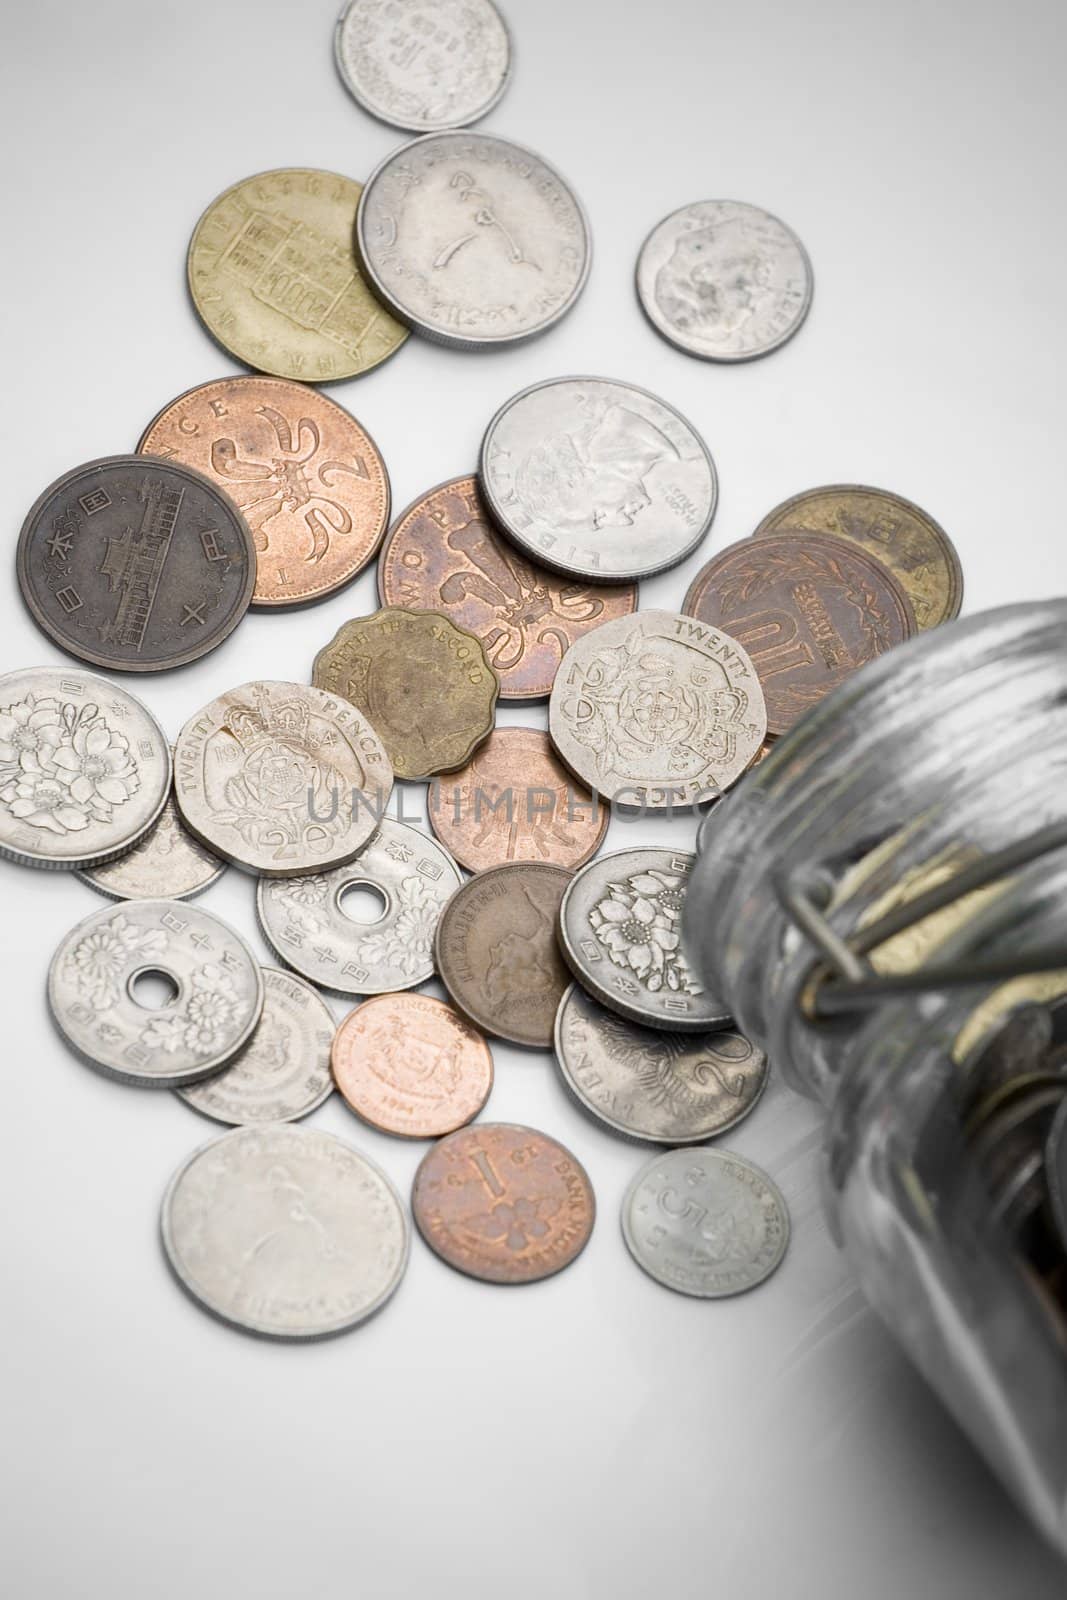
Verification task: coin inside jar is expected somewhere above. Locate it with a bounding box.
[332,993,493,1137]
[334,0,512,132]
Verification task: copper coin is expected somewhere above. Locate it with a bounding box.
[682,532,916,735]
[138,377,390,609]
[434,863,572,1048]
[377,476,638,700]
[331,993,493,1139]
[411,1122,595,1284]
[428,728,607,873]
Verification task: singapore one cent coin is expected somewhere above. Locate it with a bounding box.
[636,199,813,362]
[356,132,591,349]
[174,680,393,877]
[257,817,462,995]
[17,457,255,673]
[378,476,637,698]
[137,377,391,609]
[412,1123,595,1284]
[332,993,493,1138]
[78,785,225,901]
[549,610,767,807]
[312,608,498,779]
[753,484,963,631]
[335,0,511,132]
[682,533,916,736]
[480,377,717,582]
[187,168,409,382]
[0,667,170,871]
[554,985,767,1144]
[178,967,335,1125]
[434,863,572,1047]
[161,1124,409,1338]
[622,1147,790,1297]
[48,899,264,1088]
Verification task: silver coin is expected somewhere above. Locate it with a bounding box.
[48,899,264,1087]
[636,199,813,363]
[257,816,461,994]
[622,1147,790,1297]
[161,1123,409,1338]
[177,967,335,1125]
[356,131,591,349]
[0,667,170,871]
[334,0,511,132]
[78,753,225,900]
[173,680,393,877]
[548,611,766,807]
[479,377,717,581]
[554,984,767,1144]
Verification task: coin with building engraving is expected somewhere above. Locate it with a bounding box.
[17,457,256,672]
[334,0,511,132]
[412,1122,594,1283]
[78,782,225,901]
[332,992,493,1138]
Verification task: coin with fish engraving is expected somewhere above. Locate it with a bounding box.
[332,992,493,1138]
[78,750,225,900]
[334,0,511,131]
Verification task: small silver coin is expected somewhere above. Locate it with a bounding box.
[161,1123,409,1339]
[334,0,511,132]
[622,1147,790,1297]
[0,667,170,871]
[78,760,225,900]
[257,817,461,994]
[356,131,591,349]
[48,899,264,1087]
[636,199,813,363]
[177,967,335,1125]
[479,376,717,582]
[554,984,767,1144]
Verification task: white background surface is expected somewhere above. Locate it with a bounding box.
[3,1,1067,1595]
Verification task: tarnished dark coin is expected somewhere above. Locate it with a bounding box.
[17,457,256,672]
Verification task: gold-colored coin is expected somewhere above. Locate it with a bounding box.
[187,168,409,382]
[312,608,499,779]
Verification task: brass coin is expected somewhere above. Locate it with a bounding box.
[187,168,409,382]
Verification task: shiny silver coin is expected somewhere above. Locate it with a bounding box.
[554,984,766,1143]
[636,199,813,362]
[257,816,461,994]
[479,376,717,582]
[334,0,511,132]
[78,759,225,900]
[161,1123,409,1339]
[177,967,335,1125]
[622,1147,790,1297]
[356,131,591,349]
[48,899,263,1087]
[0,667,170,871]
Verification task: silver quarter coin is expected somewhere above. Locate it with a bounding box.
[622,1147,790,1297]
[356,131,591,349]
[334,0,511,132]
[559,848,731,1033]
[161,1123,409,1339]
[0,667,170,871]
[554,984,767,1144]
[78,754,225,900]
[257,816,461,994]
[636,199,813,362]
[479,376,717,582]
[548,611,766,807]
[173,680,393,878]
[48,899,264,1087]
[177,967,335,1125]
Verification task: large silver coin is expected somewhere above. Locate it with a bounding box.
[178,967,335,1125]
[356,132,591,349]
[161,1124,409,1339]
[0,667,170,871]
[173,680,393,878]
[548,611,766,807]
[48,899,263,1087]
[559,848,731,1033]
[78,759,225,900]
[480,377,717,582]
[636,200,813,363]
[554,984,767,1144]
[622,1147,790,1297]
[334,0,511,132]
[257,817,461,994]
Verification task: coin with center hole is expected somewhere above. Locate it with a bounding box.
[334,0,511,132]
[332,993,493,1138]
